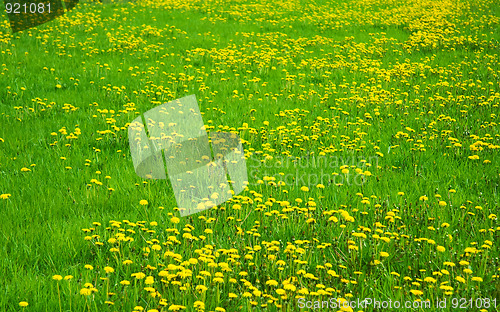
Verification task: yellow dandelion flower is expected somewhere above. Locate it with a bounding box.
[19,302,29,307]
[80,288,92,296]
[455,276,466,283]
[410,289,423,296]
[52,275,63,281]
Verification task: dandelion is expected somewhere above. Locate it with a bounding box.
[455,276,466,283]
[139,200,148,205]
[306,218,316,224]
[19,301,29,307]
[80,288,92,296]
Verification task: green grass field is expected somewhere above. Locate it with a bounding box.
[0,0,499,311]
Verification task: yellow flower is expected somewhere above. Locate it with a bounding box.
[455,276,466,283]
[438,201,447,207]
[437,246,446,252]
[80,288,92,296]
[170,217,180,224]
[424,277,436,283]
[104,266,115,274]
[0,194,11,199]
[120,280,131,285]
[19,302,29,307]
[472,277,483,282]
[132,272,146,279]
[300,186,309,192]
[194,301,205,309]
[328,216,338,223]
[139,200,148,205]
[380,252,389,258]
[84,264,94,270]
[52,275,63,281]
[410,289,423,296]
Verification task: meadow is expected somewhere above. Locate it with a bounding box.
[0,0,499,311]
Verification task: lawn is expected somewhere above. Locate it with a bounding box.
[0,0,499,311]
